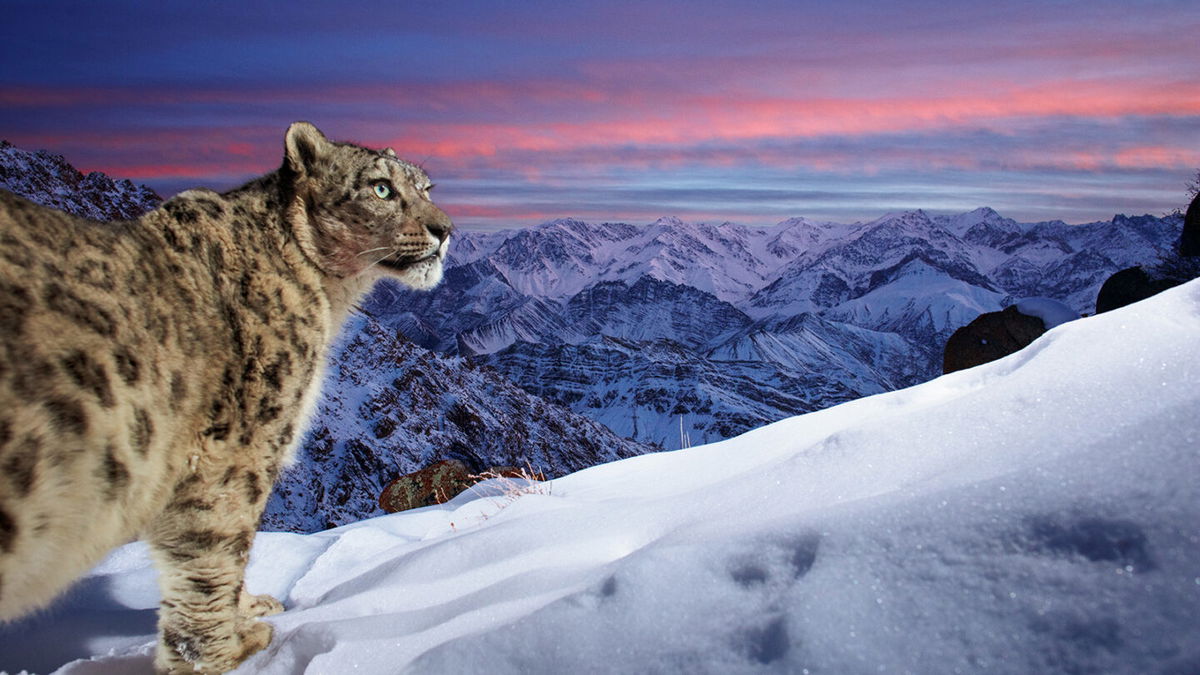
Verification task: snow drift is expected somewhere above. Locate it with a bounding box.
[3,280,1198,674]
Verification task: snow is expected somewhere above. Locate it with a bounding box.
[1014,296,1080,329]
[824,258,1006,335]
[3,280,1199,674]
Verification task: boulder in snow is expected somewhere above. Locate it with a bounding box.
[378,461,531,513]
[379,459,476,513]
[942,306,1046,374]
[1095,266,1182,314]
[1182,192,1199,258]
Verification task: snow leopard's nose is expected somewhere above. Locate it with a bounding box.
[424,210,454,244]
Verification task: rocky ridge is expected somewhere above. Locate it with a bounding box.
[261,317,653,532]
[0,140,160,220]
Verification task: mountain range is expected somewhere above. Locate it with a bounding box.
[0,140,161,219]
[368,209,1183,447]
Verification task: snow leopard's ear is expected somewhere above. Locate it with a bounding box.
[284,121,330,175]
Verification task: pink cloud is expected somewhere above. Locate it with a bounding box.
[4,69,1196,197]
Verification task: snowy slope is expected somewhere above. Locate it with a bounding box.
[7,279,1198,674]
[708,313,928,391]
[822,257,1007,342]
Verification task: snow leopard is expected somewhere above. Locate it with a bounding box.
[0,122,452,673]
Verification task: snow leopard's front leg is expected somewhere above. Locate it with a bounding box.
[146,459,281,674]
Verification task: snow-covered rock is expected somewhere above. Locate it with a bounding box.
[1014,297,1079,329]
[0,140,160,220]
[8,279,1198,675]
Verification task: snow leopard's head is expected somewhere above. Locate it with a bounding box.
[282,121,452,289]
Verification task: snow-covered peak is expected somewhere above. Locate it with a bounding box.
[541,216,591,228]
[775,215,841,229]
[857,210,966,251]
[0,140,160,220]
[867,209,934,228]
[935,206,1020,234]
[649,215,687,228]
[770,216,847,254]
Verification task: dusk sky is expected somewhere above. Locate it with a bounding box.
[2,0,1198,229]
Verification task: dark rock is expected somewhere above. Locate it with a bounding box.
[942,306,1046,374]
[1182,193,1200,257]
[378,461,541,513]
[378,459,475,513]
[1095,266,1181,314]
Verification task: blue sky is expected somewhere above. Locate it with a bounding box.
[2,0,1198,228]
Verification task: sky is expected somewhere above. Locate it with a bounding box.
[1,0,1198,229]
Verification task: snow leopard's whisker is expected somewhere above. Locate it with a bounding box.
[354,245,406,273]
[356,246,396,259]
[360,248,406,273]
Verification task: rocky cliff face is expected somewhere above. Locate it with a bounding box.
[261,317,655,532]
[0,140,160,220]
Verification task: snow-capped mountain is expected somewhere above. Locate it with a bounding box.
[370,207,1181,446]
[0,140,160,220]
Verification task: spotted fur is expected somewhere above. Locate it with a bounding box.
[0,122,451,673]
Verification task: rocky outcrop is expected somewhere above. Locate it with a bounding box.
[1182,193,1200,258]
[378,461,529,513]
[0,140,160,220]
[379,460,476,513]
[1095,266,1184,314]
[1093,196,1198,314]
[942,306,1046,374]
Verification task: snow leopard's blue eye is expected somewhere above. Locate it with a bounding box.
[373,182,393,200]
